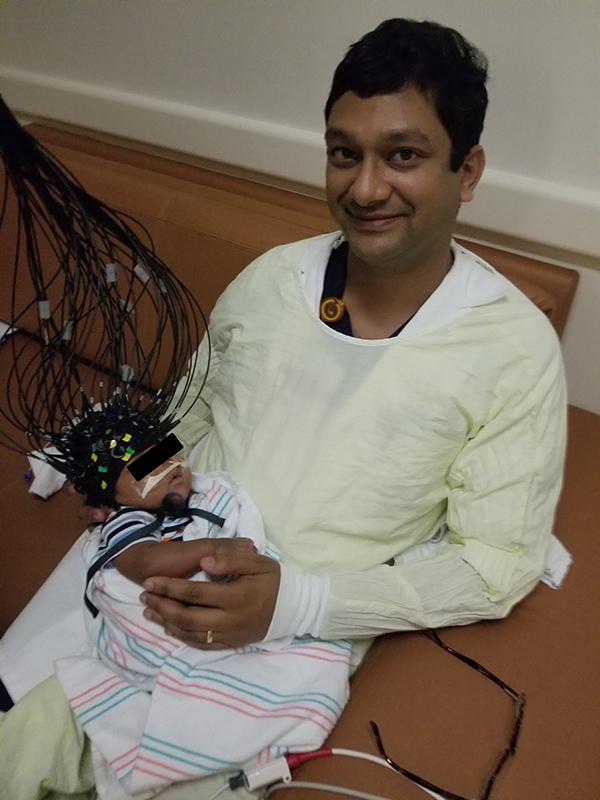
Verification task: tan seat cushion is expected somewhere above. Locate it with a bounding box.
[274,405,600,800]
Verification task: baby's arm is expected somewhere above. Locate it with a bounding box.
[112,540,215,586]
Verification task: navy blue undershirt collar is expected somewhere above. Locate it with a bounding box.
[320,241,414,338]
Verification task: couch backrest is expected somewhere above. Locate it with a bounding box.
[1,125,579,372]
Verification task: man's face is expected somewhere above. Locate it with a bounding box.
[325,86,483,274]
[114,452,192,510]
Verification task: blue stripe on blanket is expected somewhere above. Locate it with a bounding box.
[123,631,167,668]
[264,544,279,561]
[207,490,234,535]
[141,733,238,769]
[164,659,344,716]
[77,685,140,725]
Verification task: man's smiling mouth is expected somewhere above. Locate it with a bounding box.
[345,210,409,228]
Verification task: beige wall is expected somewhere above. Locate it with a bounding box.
[2,0,599,257]
[1,0,599,413]
[561,265,600,415]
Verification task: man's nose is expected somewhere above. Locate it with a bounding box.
[348,157,391,207]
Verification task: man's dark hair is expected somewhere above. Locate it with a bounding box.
[325,18,489,171]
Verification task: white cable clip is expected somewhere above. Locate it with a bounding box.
[243,757,292,790]
[119,297,135,313]
[62,320,73,341]
[121,364,135,383]
[134,263,150,284]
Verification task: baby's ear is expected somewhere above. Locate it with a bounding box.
[76,499,111,528]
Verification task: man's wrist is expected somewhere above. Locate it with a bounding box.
[264,564,330,641]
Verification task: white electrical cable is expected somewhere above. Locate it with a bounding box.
[205,781,231,800]
[264,780,394,800]
[227,747,446,800]
[204,750,447,800]
[329,747,397,772]
[330,749,445,800]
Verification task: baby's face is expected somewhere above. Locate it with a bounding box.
[114,452,192,510]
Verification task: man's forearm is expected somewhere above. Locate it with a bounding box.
[267,542,542,643]
[319,548,506,639]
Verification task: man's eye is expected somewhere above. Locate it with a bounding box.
[327,147,358,166]
[390,148,420,165]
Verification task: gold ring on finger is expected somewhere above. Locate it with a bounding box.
[206,630,214,644]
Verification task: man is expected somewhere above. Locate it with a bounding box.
[137,18,565,657]
[0,18,566,800]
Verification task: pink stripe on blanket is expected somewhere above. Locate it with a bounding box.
[207,480,223,505]
[96,596,176,655]
[156,675,333,734]
[68,674,123,707]
[260,645,350,665]
[106,629,129,668]
[135,753,198,781]
[110,744,139,773]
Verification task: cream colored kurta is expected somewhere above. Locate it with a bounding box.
[175,233,566,652]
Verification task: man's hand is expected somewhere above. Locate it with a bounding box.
[140,547,280,650]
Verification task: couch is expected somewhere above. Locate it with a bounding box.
[0,125,598,800]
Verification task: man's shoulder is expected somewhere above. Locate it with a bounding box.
[455,242,562,343]
[212,232,338,313]
[242,232,339,277]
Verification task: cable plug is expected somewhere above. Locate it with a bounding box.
[228,771,246,790]
[240,757,292,790]
[285,748,332,769]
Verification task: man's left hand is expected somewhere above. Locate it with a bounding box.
[140,550,280,649]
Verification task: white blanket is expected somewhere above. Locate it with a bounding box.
[55,473,350,799]
[57,636,350,798]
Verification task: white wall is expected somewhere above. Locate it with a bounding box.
[1,0,599,413]
[1,0,599,258]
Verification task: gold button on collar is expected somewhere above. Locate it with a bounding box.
[320,297,345,324]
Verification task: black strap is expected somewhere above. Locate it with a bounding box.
[85,515,164,617]
[186,507,226,528]
[0,678,14,712]
[321,241,352,335]
[320,241,415,338]
[84,506,227,618]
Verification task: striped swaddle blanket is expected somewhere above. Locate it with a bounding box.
[56,472,351,798]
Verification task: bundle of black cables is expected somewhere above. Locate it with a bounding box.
[0,96,210,503]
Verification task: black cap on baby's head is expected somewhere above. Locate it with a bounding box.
[48,398,177,507]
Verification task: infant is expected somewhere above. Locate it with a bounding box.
[53,444,351,799]
[82,449,272,686]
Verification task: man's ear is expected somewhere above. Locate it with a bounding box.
[459,145,486,204]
